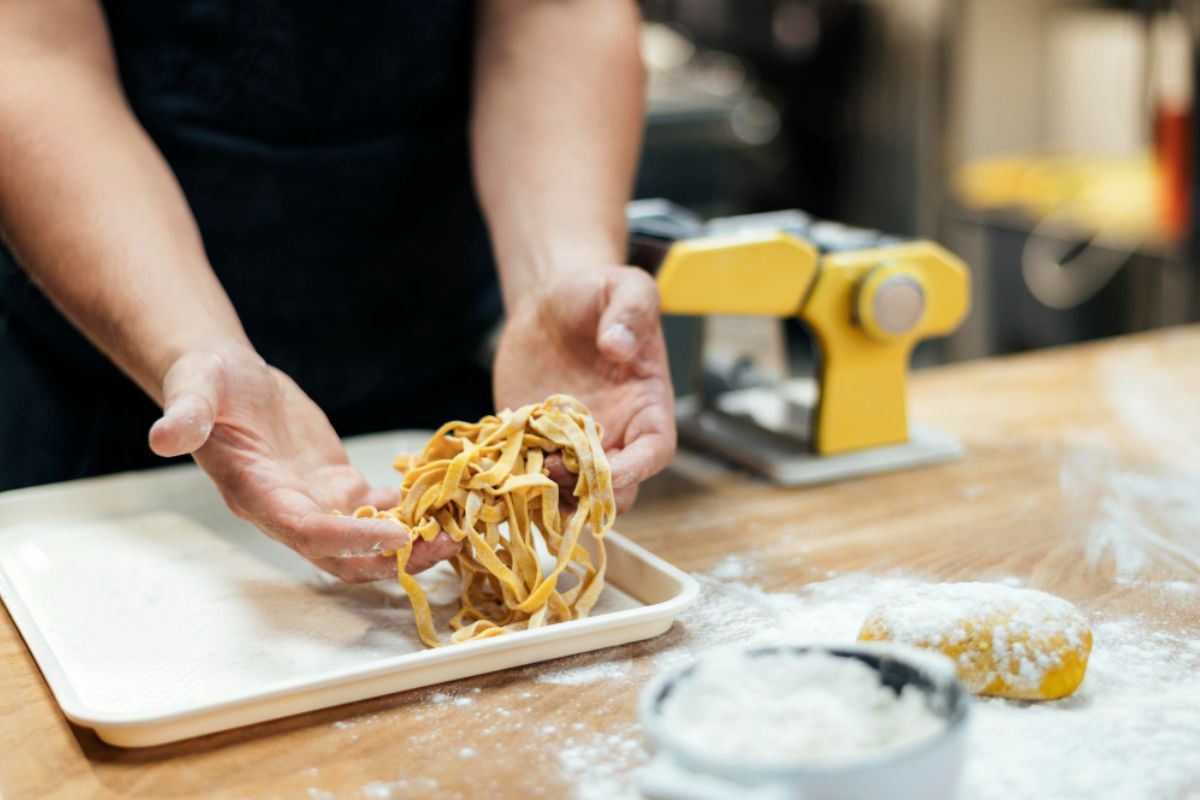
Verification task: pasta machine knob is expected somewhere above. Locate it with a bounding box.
[856,265,927,341]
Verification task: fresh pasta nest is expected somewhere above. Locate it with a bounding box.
[347,394,615,648]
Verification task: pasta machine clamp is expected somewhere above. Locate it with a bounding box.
[629,201,971,485]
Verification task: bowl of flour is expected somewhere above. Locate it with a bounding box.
[639,643,969,800]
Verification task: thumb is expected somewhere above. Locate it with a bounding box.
[596,267,661,364]
[148,351,223,457]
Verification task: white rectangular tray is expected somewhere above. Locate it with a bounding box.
[0,432,697,748]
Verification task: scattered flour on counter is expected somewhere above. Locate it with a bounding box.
[1086,471,1200,577]
[557,725,648,800]
[963,616,1200,800]
[522,571,914,800]
[707,553,758,580]
[630,566,1200,800]
[359,780,404,799]
[535,656,632,686]
[657,649,947,766]
[356,777,439,799]
[331,558,1200,800]
[1059,445,1200,580]
[655,572,919,670]
[1100,343,1200,466]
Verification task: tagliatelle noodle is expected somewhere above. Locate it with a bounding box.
[341,395,616,648]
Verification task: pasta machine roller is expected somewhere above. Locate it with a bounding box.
[628,200,970,485]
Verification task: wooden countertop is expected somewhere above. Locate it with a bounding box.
[3,327,1199,799]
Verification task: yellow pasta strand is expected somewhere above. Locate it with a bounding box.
[351,394,616,648]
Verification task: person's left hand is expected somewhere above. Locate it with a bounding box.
[494,265,675,512]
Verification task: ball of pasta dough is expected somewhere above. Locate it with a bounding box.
[858,582,1092,700]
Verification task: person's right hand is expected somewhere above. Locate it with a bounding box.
[148,341,460,583]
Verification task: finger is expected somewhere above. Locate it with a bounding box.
[248,491,415,559]
[366,485,401,509]
[298,512,415,558]
[558,494,580,516]
[597,267,661,364]
[543,453,577,493]
[609,432,675,489]
[312,553,398,584]
[405,531,462,574]
[608,404,676,490]
[149,392,216,457]
[541,453,582,516]
[614,484,639,514]
[314,531,463,584]
[149,352,224,457]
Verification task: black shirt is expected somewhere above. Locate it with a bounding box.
[0,2,501,490]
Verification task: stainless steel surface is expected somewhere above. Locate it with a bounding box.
[675,386,964,486]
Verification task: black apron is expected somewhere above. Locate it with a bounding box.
[0,2,501,491]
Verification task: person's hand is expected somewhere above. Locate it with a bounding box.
[494,266,676,512]
[148,341,460,582]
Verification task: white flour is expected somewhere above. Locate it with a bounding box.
[536,657,632,686]
[707,553,758,580]
[657,649,947,766]
[1057,440,1200,581]
[309,564,1199,800]
[965,616,1200,799]
[1056,430,1200,584]
[1099,339,1200,472]
[549,566,1200,800]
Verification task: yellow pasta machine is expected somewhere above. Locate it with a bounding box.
[628,201,970,485]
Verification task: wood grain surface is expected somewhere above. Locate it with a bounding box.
[2,327,1198,799]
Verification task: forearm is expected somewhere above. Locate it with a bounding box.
[471,0,645,311]
[0,0,248,403]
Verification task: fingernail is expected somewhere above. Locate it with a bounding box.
[601,323,637,356]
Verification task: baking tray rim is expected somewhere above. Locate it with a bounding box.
[0,462,698,736]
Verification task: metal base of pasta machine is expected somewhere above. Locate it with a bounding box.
[676,380,965,486]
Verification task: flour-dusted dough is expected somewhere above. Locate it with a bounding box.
[345,395,615,648]
[858,582,1092,700]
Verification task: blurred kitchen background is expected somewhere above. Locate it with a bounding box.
[632,0,1199,390]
